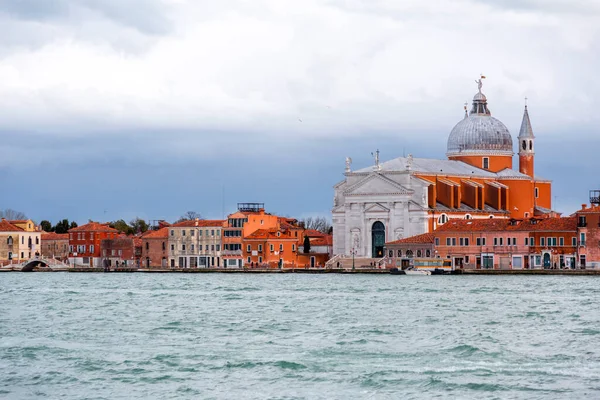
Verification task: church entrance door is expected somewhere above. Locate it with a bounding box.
[372,222,385,258]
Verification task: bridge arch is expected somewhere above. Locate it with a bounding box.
[21,259,53,272]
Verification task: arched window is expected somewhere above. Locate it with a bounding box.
[464,214,472,220]
[7,236,13,245]
[35,237,39,245]
[388,250,393,257]
[417,250,422,257]
[426,250,431,257]
[145,242,149,250]
[397,249,402,257]
[529,140,533,150]
[438,214,448,224]
[522,140,527,150]
[489,215,494,219]
[406,250,414,258]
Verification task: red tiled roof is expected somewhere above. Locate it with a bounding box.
[8,220,29,224]
[0,219,24,232]
[172,219,224,228]
[436,219,510,232]
[142,227,169,239]
[311,235,333,246]
[576,205,600,214]
[41,232,69,240]
[435,217,577,233]
[386,232,435,245]
[520,216,577,232]
[69,222,119,233]
[304,229,326,238]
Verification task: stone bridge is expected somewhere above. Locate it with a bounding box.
[1,257,71,272]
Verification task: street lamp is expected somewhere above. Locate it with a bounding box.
[350,248,357,270]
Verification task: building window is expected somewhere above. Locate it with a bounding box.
[426,250,431,257]
[416,250,422,257]
[464,214,472,220]
[446,238,451,246]
[459,238,464,246]
[90,245,94,254]
[559,237,564,246]
[465,238,470,246]
[199,230,202,236]
[279,244,283,251]
[258,256,263,263]
[258,244,263,252]
[162,242,166,251]
[494,238,498,246]
[438,214,448,224]
[247,245,251,252]
[465,256,470,264]
[247,257,251,263]
[292,244,296,251]
[270,244,274,252]
[572,237,577,247]
[535,187,539,198]
[524,212,530,218]
[552,238,557,246]
[171,244,175,251]
[541,238,545,246]
[451,238,457,246]
[435,238,440,246]
[182,230,186,236]
[397,249,402,257]
[211,245,214,251]
[182,245,186,251]
[388,250,393,257]
[524,237,529,246]
[483,157,489,169]
[580,255,586,267]
[211,230,215,236]
[277,232,281,237]
[191,230,195,236]
[146,242,149,250]
[7,236,13,245]
[170,230,174,236]
[580,233,586,246]
[191,244,195,252]
[476,238,482,246]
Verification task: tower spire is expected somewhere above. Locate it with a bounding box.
[518,101,535,177]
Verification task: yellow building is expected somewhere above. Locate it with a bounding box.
[0,219,42,262]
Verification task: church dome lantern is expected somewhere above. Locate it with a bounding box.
[446,78,513,159]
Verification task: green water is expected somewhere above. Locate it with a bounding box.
[1,274,599,399]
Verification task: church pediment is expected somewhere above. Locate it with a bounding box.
[344,173,412,196]
[365,203,390,213]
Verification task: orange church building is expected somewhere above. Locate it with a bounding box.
[333,77,554,258]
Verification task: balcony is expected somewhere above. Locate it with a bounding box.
[222,250,242,256]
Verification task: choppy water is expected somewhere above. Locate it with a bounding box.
[1,274,600,399]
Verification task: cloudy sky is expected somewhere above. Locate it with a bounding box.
[1,0,599,224]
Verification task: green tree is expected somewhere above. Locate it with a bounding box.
[69,221,78,229]
[40,220,53,232]
[130,217,149,234]
[54,219,70,234]
[110,219,133,235]
[303,235,311,254]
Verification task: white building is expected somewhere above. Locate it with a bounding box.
[332,153,430,258]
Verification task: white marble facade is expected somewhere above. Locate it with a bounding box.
[332,161,430,257]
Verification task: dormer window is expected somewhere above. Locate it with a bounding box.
[438,214,448,224]
[483,157,490,170]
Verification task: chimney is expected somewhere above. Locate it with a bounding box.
[582,204,587,210]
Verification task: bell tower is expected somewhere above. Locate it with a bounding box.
[518,102,535,177]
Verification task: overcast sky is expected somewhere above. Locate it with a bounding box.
[1,0,599,224]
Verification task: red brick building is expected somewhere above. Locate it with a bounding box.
[573,192,600,268]
[68,222,119,267]
[141,227,169,268]
[386,217,578,270]
[100,235,137,267]
[41,232,69,261]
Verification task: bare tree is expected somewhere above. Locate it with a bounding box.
[299,217,332,234]
[0,209,27,220]
[176,211,203,223]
